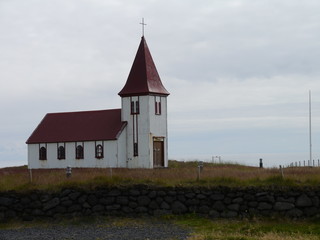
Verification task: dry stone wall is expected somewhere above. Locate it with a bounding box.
[1,186,320,221]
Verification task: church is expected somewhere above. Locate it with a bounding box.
[26,36,169,169]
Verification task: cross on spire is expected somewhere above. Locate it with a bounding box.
[140,18,147,36]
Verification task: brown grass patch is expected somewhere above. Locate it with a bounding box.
[1,161,320,191]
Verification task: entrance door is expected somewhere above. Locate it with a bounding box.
[153,137,164,167]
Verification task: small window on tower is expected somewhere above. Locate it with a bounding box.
[133,143,138,156]
[155,97,161,115]
[131,101,135,114]
[135,101,140,114]
[131,100,140,115]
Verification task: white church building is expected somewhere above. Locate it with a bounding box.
[26,36,169,169]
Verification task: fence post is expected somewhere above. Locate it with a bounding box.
[29,168,32,183]
[197,161,203,181]
[66,166,72,178]
[279,165,284,179]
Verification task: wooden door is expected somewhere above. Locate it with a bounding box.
[153,138,164,167]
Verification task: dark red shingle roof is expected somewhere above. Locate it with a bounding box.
[118,36,169,97]
[26,109,127,144]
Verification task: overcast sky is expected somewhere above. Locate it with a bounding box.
[1,0,320,168]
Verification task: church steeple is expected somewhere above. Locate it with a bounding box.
[119,36,169,168]
[118,37,169,97]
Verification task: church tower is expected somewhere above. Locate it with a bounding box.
[119,37,169,168]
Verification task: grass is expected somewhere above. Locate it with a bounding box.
[1,215,320,240]
[172,214,320,240]
[0,215,150,230]
[1,160,320,191]
[2,161,320,239]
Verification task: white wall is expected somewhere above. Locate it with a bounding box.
[121,95,168,168]
[28,129,127,169]
[116,127,127,168]
[148,96,168,168]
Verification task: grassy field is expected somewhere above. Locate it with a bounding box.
[1,160,320,191]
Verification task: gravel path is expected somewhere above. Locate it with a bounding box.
[0,218,191,240]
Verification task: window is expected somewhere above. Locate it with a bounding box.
[96,144,104,159]
[155,97,161,115]
[131,100,140,114]
[39,146,47,160]
[135,101,139,114]
[131,101,134,114]
[57,146,65,160]
[133,142,138,156]
[155,102,161,115]
[76,145,84,159]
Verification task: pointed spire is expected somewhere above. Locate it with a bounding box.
[118,37,169,97]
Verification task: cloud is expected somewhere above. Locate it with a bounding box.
[168,74,320,112]
[1,0,320,167]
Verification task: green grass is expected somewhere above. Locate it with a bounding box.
[2,215,320,240]
[171,214,320,240]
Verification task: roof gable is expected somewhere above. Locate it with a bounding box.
[26,109,127,144]
[118,37,169,97]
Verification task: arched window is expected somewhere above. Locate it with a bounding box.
[39,147,47,160]
[76,145,84,159]
[57,146,65,160]
[95,144,103,159]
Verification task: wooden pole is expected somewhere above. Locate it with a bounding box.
[279,165,284,178]
[29,168,32,183]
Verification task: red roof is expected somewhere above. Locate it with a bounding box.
[118,37,169,97]
[26,109,127,144]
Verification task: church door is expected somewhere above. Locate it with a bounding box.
[153,137,164,167]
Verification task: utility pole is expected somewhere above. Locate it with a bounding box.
[309,90,312,167]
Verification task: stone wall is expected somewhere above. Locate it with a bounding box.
[0,186,319,221]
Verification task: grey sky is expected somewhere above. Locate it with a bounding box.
[1,0,320,167]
